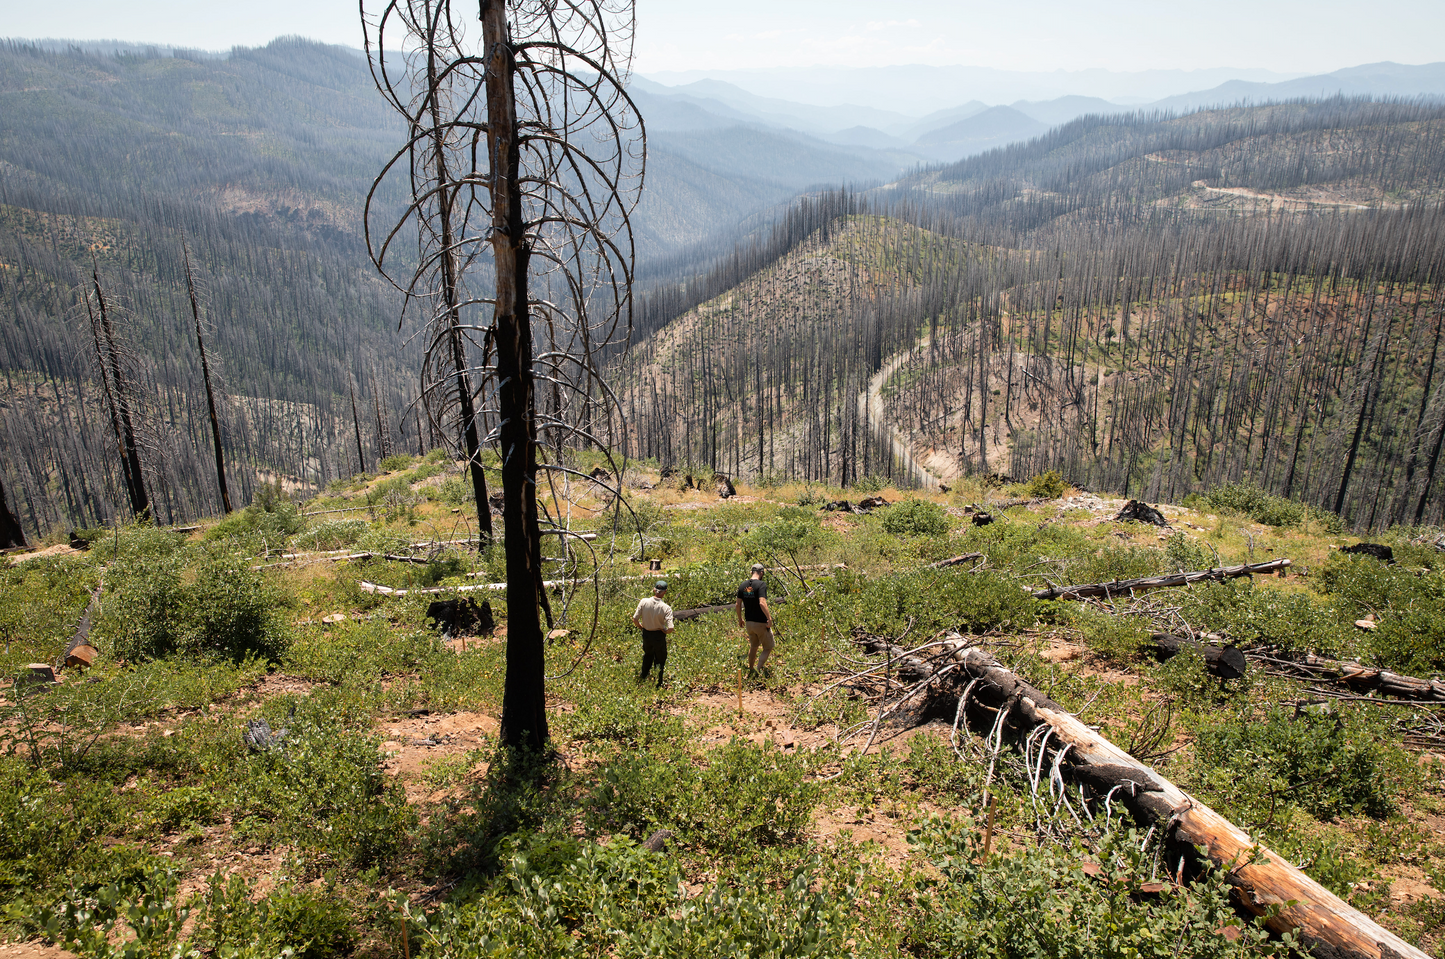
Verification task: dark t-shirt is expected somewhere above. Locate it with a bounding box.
[736,577,768,623]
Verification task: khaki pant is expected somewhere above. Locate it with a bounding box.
[745,620,774,669]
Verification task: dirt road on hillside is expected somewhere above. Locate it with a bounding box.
[859,338,938,489]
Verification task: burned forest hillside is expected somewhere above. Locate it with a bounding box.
[623,99,1445,533]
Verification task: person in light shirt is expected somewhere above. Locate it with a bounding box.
[631,579,675,687]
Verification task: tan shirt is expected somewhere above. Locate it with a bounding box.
[633,595,674,632]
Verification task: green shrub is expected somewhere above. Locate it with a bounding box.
[380,453,414,472]
[194,874,355,959]
[223,696,414,866]
[1201,483,1317,528]
[1025,469,1066,499]
[1191,706,1410,820]
[853,473,887,494]
[1077,609,1152,663]
[880,499,950,538]
[588,739,818,856]
[1163,531,1214,571]
[816,568,1035,637]
[94,552,289,663]
[1319,553,1445,673]
[293,518,369,551]
[411,841,851,959]
[1069,545,1163,584]
[1178,580,1351,657]
[905,821,1286,958]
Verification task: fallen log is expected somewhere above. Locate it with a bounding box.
[1034,559,1291,601]
[855,635,1429,959]
[1250,651,1445,703]
[1149,632,1248,679]
[672,603,734,621]
[928,552,985,569]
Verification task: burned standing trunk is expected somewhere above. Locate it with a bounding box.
[349,379,368,476]
[89,266,149,521]
[484,0,547,753]
[183,244,232,514]
[0,475,26,549]
[419,43,493,545]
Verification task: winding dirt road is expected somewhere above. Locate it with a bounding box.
[859,338,938,489]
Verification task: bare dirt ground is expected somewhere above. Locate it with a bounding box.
[0,943,77,959]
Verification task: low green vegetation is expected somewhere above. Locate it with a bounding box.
[1,465,1442,956]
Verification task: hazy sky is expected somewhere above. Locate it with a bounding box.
[4,0,1442,76]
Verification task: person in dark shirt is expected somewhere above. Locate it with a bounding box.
[735,562,775,675]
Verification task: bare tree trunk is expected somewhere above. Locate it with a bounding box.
[0,475,25,548]
[91,264,149,520]
[349,379,367,475]
[183,244,232,514]
[484,0,548,753]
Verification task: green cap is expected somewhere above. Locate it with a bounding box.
[654,580,668,591]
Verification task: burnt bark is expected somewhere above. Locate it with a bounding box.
[484,0,547,753]
[182,244,232,514]
[1149,632,1247,679]
[0,475,25,549]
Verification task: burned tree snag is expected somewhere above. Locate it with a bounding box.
[0,475,25,549]
[89,264,149,521]
[182,243,232,514]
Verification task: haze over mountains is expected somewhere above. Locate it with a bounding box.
[635,60,1445,165]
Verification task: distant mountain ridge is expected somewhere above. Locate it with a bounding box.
[635,60,1445,165]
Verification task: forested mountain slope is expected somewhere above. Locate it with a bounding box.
[622,100,1445,532]
[0,39,418,529]
[0,39,884,536]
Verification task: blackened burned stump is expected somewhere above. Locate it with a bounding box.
[426,598,495,637]
[715,473,736,499]
[971,511,994,527]
[856,496,890,511]
[242,718,288,752]
[1115,499,1168,526]
[487,491,504,515]
[1149,632,1247,679]
[641,828,673,853]
[1341,542,1394,564]
[822,500,856,513]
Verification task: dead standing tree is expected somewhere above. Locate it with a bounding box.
[86,263,150,522]
[182,242,233,515]
[365,0,644,752]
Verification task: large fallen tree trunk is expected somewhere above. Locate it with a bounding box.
[1034,559,1291,600]
[856,634,1428,959]
[1248,650,1445,703]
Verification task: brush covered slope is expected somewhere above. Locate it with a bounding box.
[1,457,1443,956]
